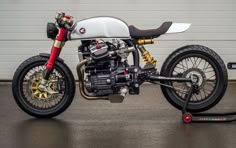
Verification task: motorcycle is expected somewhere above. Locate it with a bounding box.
[12,12,228,118]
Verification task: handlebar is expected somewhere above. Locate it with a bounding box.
[55,12,73,30]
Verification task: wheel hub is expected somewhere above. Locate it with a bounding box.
[30,71,56,100]
[31,78,50,100]
[183,68,206,88]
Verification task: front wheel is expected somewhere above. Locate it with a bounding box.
[12,55,76,118]
[160,45,228,112]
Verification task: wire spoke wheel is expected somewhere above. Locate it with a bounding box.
[22,65,65,110]
[160,45,228,112]
[12,56,75,118]
[172,57,216,102]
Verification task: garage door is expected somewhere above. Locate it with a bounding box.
[0,0,236,80]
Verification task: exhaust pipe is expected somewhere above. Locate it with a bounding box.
[76,59,109,100]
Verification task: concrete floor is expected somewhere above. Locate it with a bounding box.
[1,83,236,148]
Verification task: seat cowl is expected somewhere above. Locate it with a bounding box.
[166,23,191,34]
[129,22,172,39]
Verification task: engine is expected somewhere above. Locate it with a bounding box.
[79,40,138,96]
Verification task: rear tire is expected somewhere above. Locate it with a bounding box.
[160,45,228,112]
[12,55,76,118]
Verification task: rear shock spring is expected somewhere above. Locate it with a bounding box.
[138,45,157,65]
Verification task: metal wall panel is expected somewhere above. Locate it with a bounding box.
[0,0,236,79]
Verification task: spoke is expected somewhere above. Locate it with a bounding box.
[179,85,187,98]
[203,88,213,93]
[179,61,188,70]
[205,81,216,88]
[206,79,216,83]
[206,74,216,80]
[199,90,203,101]
[173,70,179,75]
[173,82,188,92]
[204,70,215,73]
[172,81,184,86]
[202,89,208,98]
[176,89,188,96]
[175,66,186,70]
[176,89,188,94]
[204,66,213,72]
[203,63,211,72]
[193,94,199,102]
[189,57,195,67]
[174,83,185,88]
[179,86,184,97]
[190,95,195,102]
[202,60,208,71]
[192,57,199,67]
[184,59,189,69]
[196,59,203,68]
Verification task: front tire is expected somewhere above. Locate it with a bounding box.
[160,45,228,112]
[12,55,76,118]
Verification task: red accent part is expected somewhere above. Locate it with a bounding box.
[46,47,59,70]
[46,28,66,70]
[56,28,66,41]
[96,40,101,49]
[64,15,72,19]
[123,70,128,75]
[183,113,192,123]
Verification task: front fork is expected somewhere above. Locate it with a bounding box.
[41,28,66,86]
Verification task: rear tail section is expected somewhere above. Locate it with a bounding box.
[166,23,191,34]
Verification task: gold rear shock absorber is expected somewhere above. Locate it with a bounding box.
[137,39,157,65]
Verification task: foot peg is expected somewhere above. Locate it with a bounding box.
[108,94,124,103]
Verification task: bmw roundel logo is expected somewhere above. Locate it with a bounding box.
[79,27,86,34]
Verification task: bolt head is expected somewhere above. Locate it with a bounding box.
[106,79,111,84]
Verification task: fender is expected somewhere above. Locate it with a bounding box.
[39,53,64,63]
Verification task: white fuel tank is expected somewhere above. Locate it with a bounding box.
[68,17,130,40]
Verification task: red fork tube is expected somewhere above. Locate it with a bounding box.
[43,28,66,80]
[46,28,66,70]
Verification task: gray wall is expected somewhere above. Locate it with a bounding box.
[0,0,236,79]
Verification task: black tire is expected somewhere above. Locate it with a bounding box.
[12,55,76,118]
[160,45,228,112]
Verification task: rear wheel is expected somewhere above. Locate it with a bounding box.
[160,45,228,112]
[12,55,76,118]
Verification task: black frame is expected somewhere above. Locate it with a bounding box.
[123,39,193,83]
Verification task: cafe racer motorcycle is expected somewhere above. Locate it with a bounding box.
[12,12,228,118]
